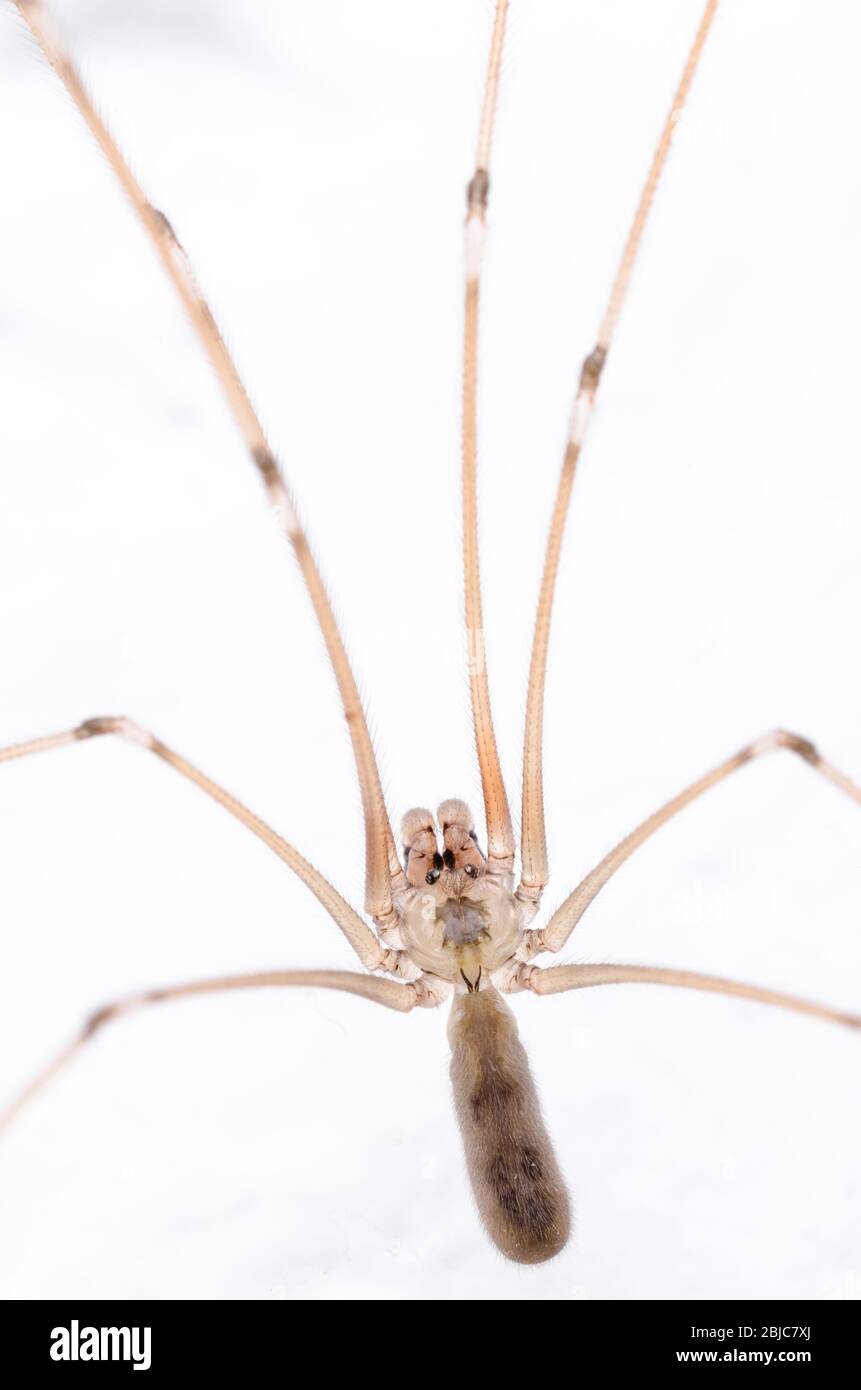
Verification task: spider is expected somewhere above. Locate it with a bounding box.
[2,0,859,1282]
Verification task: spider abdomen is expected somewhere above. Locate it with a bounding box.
[448,987,571,1264]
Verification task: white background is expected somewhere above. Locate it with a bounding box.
[0,0,859,1301]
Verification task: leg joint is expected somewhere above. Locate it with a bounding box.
[466,167,489,214]
[510,962,540,992]
[516,929,549,962]
[749,728,820,765]
[76,717,157,751]
[408,975,449,1010]
[579,345,607,395]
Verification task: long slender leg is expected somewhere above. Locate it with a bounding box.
[528,729,861,957]
[1,968,441,1136]
[518,0,720,915]
[461,0,515,875]
[10,0,402,925]
[516,961,861,1032]
[0,718,406,975]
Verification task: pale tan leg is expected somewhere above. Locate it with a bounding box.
[517,961,861,1032]
[518,0,720,914]
[461,0,515,875]
[528,729,861,957]
[0,719,405,975]
[0,968,438,1137]
[10,0,402,928]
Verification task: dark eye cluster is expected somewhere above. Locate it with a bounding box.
[426,852,444,884]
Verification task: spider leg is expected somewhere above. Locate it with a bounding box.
[0,968,442,1137]
[10,0,402,928]
[518,0,719,919]
[526,729,861,957]
[460,0,515,877]
[0,718,407,973]
[516,961,860,1032]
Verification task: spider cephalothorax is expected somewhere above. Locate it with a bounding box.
[397,811,522,995]
[399,800,522,990]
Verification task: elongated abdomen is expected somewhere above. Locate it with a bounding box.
[448,987,571,1263]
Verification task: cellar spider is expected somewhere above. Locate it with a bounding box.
[1,0,859,1287]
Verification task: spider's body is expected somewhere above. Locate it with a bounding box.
[398,811,572,1266]
[396,801,521,991]
[446,888,518,978]
[399,879,521,990]
[3,0,860,1283]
